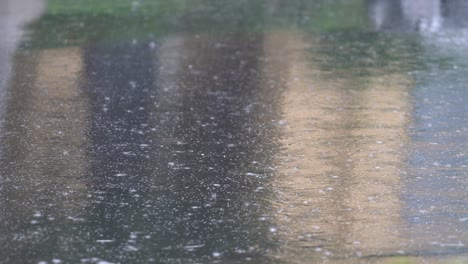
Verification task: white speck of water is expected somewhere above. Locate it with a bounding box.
[212,252,221,257]
[67,216,85,222]
[277,120,287,126]
[96,240,114,244]
[124,245,139,252]
[269,227,277,233]
[97,261,115,264]
[438,242,465,247]
[52,259,62,264]
[149,41,156,49]
[184,244,204,251]
[115,173,127,177]
[244,104,253,113]
[459,217,468,222]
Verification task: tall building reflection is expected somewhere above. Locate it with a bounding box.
[368,0,468,256]
[265,30,412,260]
[71,32,283,262]
[0,46,89,261]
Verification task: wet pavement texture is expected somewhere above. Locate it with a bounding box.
[0,0,467,263]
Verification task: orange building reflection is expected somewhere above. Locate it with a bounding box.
[2,47,89,221]
[262,30,412,261]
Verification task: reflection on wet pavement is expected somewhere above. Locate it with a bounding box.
[0,0,44,135]
[0,0,467,263]
[268,30,413,261]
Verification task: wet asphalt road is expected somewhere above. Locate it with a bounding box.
[0,0,467,263]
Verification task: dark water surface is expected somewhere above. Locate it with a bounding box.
[0,1,467,263]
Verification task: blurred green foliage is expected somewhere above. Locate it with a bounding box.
[25,0,367,48]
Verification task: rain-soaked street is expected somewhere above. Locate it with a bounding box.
[1,0,467,263]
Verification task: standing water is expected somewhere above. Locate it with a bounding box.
[0,0,467,263]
